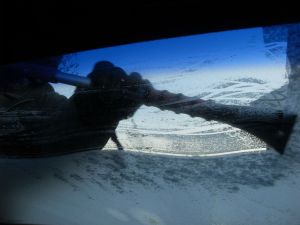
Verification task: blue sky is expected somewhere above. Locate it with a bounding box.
[55,26,287,97]
[68,27,276,76]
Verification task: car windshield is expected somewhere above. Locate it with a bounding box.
[0,23,299,225]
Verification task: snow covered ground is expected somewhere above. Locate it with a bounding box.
[1,26,300,224]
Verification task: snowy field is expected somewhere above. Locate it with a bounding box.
[1,26,300,224]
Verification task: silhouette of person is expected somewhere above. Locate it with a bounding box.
[0,58,153,157]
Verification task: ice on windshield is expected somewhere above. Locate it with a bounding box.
[54,26,288,155]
